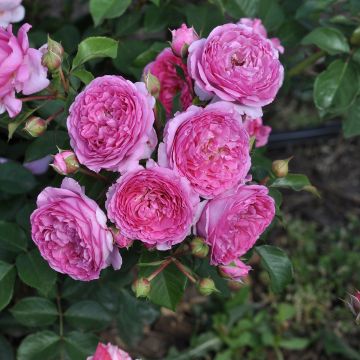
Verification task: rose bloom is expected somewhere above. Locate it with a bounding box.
[171,23,199,57]
[244,117,271,147]
[67,75,157,173]
[0,0,25,27]
[144,48,193,117]
[31,178,122,281]
[106,161,200,250]
[159,102,260,199]
[238,18,284,54]
[87,343,132,360]
[188,23,284,107]
[197,184,275,265]
[0,24,50,118]
[219,259,251,282]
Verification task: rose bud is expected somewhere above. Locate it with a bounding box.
[144,71,161,99]
[218,259,251,282]
[171,23,199,57]
[41,36,64,71]
[47,36,64,57]
[51,150,79,175]
[345,290,360,324]
[87,342,132,360]
[272,157,292,178]
[24,116,47,137]
[110,226,133,249]
[190,237,209,258]
[132,278,151,298]
[197,278,218,296]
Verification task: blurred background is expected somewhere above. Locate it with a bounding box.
[1,0,359,359]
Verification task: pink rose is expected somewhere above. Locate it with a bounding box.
[187,23,284,107]
[144,48,193,117]
[87,342,132,360]
[67,75,157,173]
[0,24,50,118]
[244,117,271,147]
[110,227,133,249]
[159,102,258,199]
[0,0,25,27]
[196,184,275,265]
[106,161,200,250]
[218,259,251,282]
[171,23,199,57]
[51,150,79,175]
[238,18,284,54]
[30,178,122,281]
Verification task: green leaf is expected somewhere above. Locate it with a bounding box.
[314,60,359,113]
[353,48,360,65]
[117,290,159,346]
[17,331,60,360]
[139,253,187,311]
[0,222,28,253]
[280,337,310,350]
[10,297,58,327]
[72,37,118,70]
[302,27,350,55]
[257,0,284,31]
[64,300,111,331]
[0,261,16,311]
[72,68,94,85]
[63,332,98,359]
[150,0,160,5]
[0,162,36,195]
[16,250,57,295]
[185,3,225,36]
[25,130,69,162]
[255,245,293,293]
[270,174,319,196]
[0,335,14,360]
[343,97,360,138]
[90,0,132,26]
[225,0,260,18]
[133,42,167,68]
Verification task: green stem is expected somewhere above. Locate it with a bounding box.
[147,258,172,281]
[172,258,197,283]
[45,108,64,125]
[288,50,326,78]
[78,167,110,183]
[56,289,63,338]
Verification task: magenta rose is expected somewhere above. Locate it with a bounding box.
[244,117,271,147]
[187,23,284,107]
[0,0,25,27]
[196,184,275,265]
[67,75,157,173]
[238,18,284,54]
[171,23,199,57]
[159,102,259,198]
[0,24,50,118]
[87,342,132,360]
[218,259,251,282]
[30,178,121,281]
[106,161,200,250]
[144,48,193,117]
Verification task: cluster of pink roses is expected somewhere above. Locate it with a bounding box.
[0,23,49,117]
[30,18,282,283]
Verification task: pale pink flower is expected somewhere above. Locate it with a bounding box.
[244,117,271,147]
[0,0,25,27]
[171,23,199,57]
[87,342,132,360]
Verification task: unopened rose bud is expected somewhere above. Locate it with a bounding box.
[41,36,64,71]
[110,226,133,249]
[24,116,47,137]
[197,278,218,296]
[218,259,251,283]
[42,50,62,71]
[350,27,360,46]
[132,278,151,298]
[51,150,79,175]
[171,24,199,57]
[190,237,209,258]
[144,71,160,99]
[345,290,360,324]
[272,157,292,178]
[47,36,64,57]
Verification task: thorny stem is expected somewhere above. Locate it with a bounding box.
[287,50,326,78]
[59,67,69,94]
[45,108,64,124]
[21,95,57,102]
[172,258,197,283]
[78,167,110,183]
[147,258,172,281]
